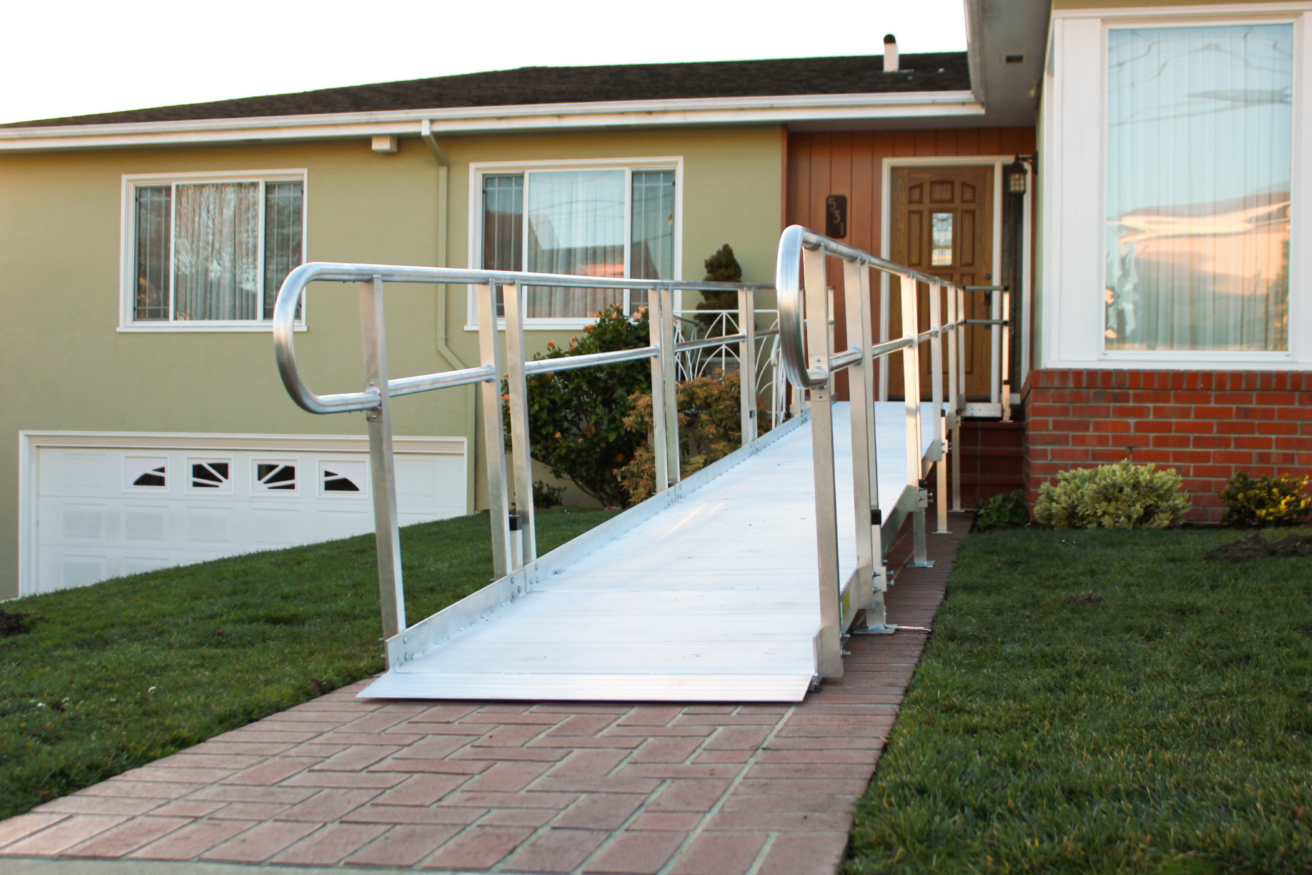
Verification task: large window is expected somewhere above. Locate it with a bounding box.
[123,171,305,330]
[1105,24,1293,353]
[476,161,678,323]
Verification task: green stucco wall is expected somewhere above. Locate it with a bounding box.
[0,124,785,598]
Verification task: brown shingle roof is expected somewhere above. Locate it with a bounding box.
[4,52,969,129]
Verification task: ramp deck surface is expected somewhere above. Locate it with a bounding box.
[362,403,936,703]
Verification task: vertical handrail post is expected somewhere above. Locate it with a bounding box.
[648,295,670,494]
[738,288,758,446]
[359,276,406,660]
[804,247,843,679]
[659,288,681,489]
[503,281,537,565]
[475,283,513,579]
[842,260,881,630]
[928,284,950,535]
[948,286,963,513]
[899,276,932,568]
[1001,290,1013,423]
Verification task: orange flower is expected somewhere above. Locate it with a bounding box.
[616,454,624,462]
[554,431,562,439]
[501,394,510,401]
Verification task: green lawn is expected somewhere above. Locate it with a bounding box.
[0,508,616,821]
[846,527,1312,875]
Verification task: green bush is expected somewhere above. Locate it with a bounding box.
[504,305,650,508]
[1220,470,1311,527]
[616,371,767,503]
[974,489,1029,531]
[532,480,566,509]
[1033,460,1190,529]
[694,244,743,334]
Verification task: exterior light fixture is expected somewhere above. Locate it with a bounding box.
[1006,158,1028,194]
[1006,154,1036,195]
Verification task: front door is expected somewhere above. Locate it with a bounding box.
[888,165,994,400]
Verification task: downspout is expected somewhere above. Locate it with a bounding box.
[422,119,478,514]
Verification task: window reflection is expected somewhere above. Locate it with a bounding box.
[1105,25,1292,352]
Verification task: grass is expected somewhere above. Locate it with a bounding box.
[845,527,1312,875]
[0,508,615,821]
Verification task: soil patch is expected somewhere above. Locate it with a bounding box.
[1205,533,1312,563]
[0,609,35,638]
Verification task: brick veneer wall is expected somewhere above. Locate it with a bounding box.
[1023,369,1312,522]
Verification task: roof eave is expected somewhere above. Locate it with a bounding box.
[0,91,983,152]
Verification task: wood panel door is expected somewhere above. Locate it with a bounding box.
[888,166,993,401]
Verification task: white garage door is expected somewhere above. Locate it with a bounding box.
[28,434,467,594]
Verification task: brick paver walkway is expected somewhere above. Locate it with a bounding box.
[1,514,970,875]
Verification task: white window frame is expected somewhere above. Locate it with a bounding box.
[119,169,309,333]
[466,156,684,330]
[1042,3,1312,369]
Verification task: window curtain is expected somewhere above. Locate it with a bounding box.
[630,170,675,312]
[263,182,304,319]
[483,175,524,317]
[174,182,260,321]
[1105,25,1292,352]
[526,170,625,318]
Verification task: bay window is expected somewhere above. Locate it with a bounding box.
[122,171,306,330]
[474,160,679,324]
[1104,24,1293,353]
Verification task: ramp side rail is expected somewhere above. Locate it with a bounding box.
[272,262,776,665]
[776,225,1009,679]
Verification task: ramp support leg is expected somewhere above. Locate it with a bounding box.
[738,288,758,447]
[909,486,934,568]
[804,246,844,680]
[359,277,406,661]
[503,281,537,566]
[476,283,514,580]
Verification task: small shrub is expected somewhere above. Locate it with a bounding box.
[1033,460,1190,529]
[503,305,650,508]
[616,371,768,503]
[694,244,743,334]
[1220,471,1311,527]
[532,480,566,509]
[975,489,1029,531]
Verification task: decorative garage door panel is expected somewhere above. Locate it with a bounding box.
[36,444,465,593]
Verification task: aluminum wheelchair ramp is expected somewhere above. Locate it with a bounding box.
[360,402,935,703]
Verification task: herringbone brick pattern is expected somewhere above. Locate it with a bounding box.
[0,514,969,874]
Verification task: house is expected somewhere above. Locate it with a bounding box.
[2,0,1309,600]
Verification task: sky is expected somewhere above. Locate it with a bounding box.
[0,0,967,126]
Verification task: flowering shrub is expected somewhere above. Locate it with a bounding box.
[503,305,650,508]
[1033,460,1190,529]
[1220,471,1311,527]
[616,371,769,503]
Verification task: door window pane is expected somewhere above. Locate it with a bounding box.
[526,169,626,319]
[931,212,953,266]
[173,182,261,321]
[1105,25,1292,352]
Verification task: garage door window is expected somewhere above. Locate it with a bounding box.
[255,462,298,494]
[125,457,168,490]
[189,460,233,492]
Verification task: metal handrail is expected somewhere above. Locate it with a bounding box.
[772,224,1015,682]
[272,260,780,667]
[273,261,770,416]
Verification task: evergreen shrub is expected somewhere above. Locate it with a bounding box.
[1033,460,1189,529]
[504,305,650,508]
[974,489,1029,531]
